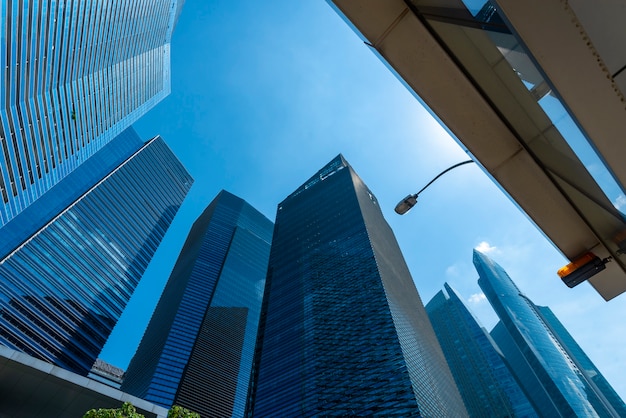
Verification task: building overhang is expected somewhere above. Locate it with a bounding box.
[329,0,626,300]
[0,346,168,417]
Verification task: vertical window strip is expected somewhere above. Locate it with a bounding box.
[32,4,50,176]
[3,1,23,196]
[84,1,97,81]
[41,96,57,172]
[55,2,74,158]
[93,72,100,139]
[8,3,30,191]
[26,0,44,179]
[93,0,104,137]
[15,0,38,186]
[74,2,88,147]
[101,0,113,68]
[74,1,86,80]
[0,123,10,203]
[99,1,111,133]
[63,0,79,153]
[83,76,94,142]
[122,0,133,120]
[131,0,142,56]
[118,11,126,123]
[47,3,67,164]
[102,2,119,127]
[77,4,92,146]
[39,0,56,172]
[55,85,70,162]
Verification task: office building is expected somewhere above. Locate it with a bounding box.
[247,155,467,416]
[0,127,145,259]
[0,136,192,376]
[475,250,623,417]
[330,0,626,299]
[122,191,273,418]
[0,0,183,226]
[426,283,537,417]
[537,305,626,416]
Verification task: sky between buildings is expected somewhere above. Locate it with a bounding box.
[100,0,626,400]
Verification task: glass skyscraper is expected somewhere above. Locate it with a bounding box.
[536,306,626,416]
[0,0,183,226]
[426,283,537,417]
[475,250,623,417]
[122,191,273,418]
[248,155,467,417]
[0,135,192,375]
[0,127,145,259]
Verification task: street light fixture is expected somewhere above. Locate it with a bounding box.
[395,160,474,215]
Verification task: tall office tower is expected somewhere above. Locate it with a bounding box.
[0,136,192,376]
[426,283,537,417]
[0,127,145,259]
[536,305,626,415]
[474,250,622,417]
[0,0,184,226]
[122,191,273,418]
[248,155,467,417]
[535,305,626,417]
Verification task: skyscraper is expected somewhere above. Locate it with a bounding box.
[122,191,273,418]
[0,0,183,226]
[426,283,537,417]
[0,127,145,259]
[248,155,467,416]
[536,306,626,416]
[475,250,623,417]
[0,135,192,375]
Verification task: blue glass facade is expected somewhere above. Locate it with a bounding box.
[475,250,617,417]
[248,155,467,417]
[536,306,626,416]
[0,0,183,226]
[426,283,537,417]
[122,191,273,418]
[0,137,192,375]
[0,127,144,259]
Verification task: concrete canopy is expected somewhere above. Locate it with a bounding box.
[0,346,167,418]
[330,0,626,300]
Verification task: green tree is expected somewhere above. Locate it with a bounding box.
[167,405,200,418]
[82,401,199,418]
[83,401,145,418]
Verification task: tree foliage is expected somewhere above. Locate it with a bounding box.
[83,402,199,418]
[83,402,145,418]
[167,405,200,418]
[83,402,200,418]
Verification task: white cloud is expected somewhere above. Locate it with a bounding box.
[468,292,487,304]
[475,241,497,254]
[445,264,460,277]
[614,194,626,210]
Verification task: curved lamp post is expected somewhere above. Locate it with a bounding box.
[395,160,474,215]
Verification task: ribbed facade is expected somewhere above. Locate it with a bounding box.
[175,307,248,416]
[0,136,192,375]
[248,155,467,417]
[537,306,626,416]
[0,126,144,259]
[122,191,273,418]
[475,250,619,417]
[426,283,537,417]
[0,0,183,225]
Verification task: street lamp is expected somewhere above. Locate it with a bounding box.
[395,160,474,215]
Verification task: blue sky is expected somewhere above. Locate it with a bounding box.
[100,0,626,400]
